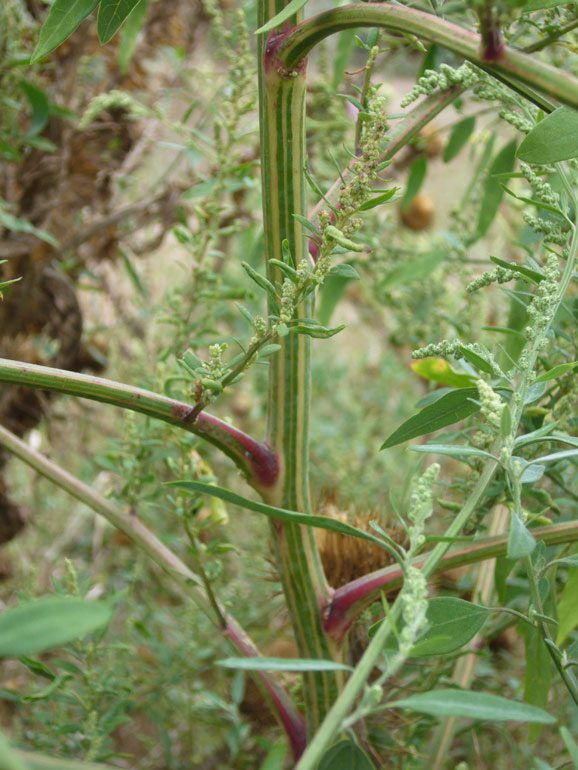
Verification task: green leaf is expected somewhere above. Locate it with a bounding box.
[457,344,496,375]
[560,726,578,770]
[0,209,58,247]
[258,344,282,358]
[489,255,544,284]
[369,597,490,655]
[118,0,148,74]
[333,30,357,89]
[317,275,350,326]
[508,513,536,559]
[318,739,375,770]
[521,621,552,742]
[20,81,50,136]
[476,139,517,237]
[411,444,495,460]
[241,262,278,304]
[556,567,578,645]
[402,155,427,212]
[517,107,578,164]
[216,657,353,672]
[168,481,402,561]
[380,249,447,291]
[549,555,578,570]
[411,358,476,388]
[380,387,481,449]
[256,0,309,34]
[98,0,142,44]
[386,690,556,723]
[524,0,574,8]
[0,597,113,658]
[327,264,360,280]
[31,0,100,62]
[258,740,287,770]
[535,361,578,383]
[292,323,345,339]
[357,188,397,211]
[0,731,29,770]
[443,116,476,163]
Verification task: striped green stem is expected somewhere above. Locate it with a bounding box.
[258,0,342,736]
[276,3,578,109]
[0,358,278,491]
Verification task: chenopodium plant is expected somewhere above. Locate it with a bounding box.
[1,0,578,767]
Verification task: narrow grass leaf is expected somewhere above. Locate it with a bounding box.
[0,597,113,658]
[386,690,555,723]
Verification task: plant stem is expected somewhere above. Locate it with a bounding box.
[277,4,578,109]
[0,358,278,491]
[0,423,307,758]
[258,0,342,736]
[523,17,578,54]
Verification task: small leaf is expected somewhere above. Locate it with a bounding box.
[508,513,536,559]
[517,107,578,164]
[327,264,360,280]
[386,690,555,723]
[490,255,544,284]
[560,726,578,770]
[457,344,496,375]
[0,597,113,658]
[444,116,476,163]
[241,262,278,304]
[20,81,50,136]
[381,387,481,449]
[216,657,353,672]
[357,188,397,211]
[97,0,142,43]
[293,213,320,236]
[402,155,427,212]
[380,249,447,291]
[535,361,578,383]
[556,567,578,645]
[411,358,475,388]
[256,0,309,34]
[31,0,100,62]
[318,738,375,770]
[258,344,282,358]
[292,323,345,339]
[476,139,517,237]
[411,443,495,460]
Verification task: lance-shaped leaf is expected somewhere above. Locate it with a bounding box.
[517,107,578,164]
[97,0,142,43]
[217,657,353,672]
[31,0,100,62]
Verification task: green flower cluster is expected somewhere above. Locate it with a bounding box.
[401,63,480,108]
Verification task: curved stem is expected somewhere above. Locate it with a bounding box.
[0,358,278,491]
[0,423,306,758]
[277,4,578,109]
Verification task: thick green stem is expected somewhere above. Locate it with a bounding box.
[277,4,578,109]
[0,358,278,491]
[258,0,341,736]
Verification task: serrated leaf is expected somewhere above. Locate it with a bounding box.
[0,597,113,658]
[380,387,481,449]
[31,0,100,62]
[411,358,476,388]
[97,0,142,43]
[476,139,517,237]
[535,361,578,383]
[318,739,375,770]
[444,116,476,163]
[386,690,555,723]
[327,264,360,280]
[256,0,309,34]
[216,657,352,672]
[517,107,578,164]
